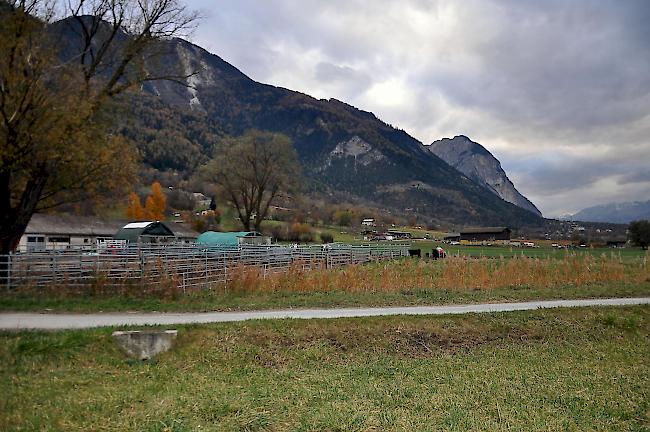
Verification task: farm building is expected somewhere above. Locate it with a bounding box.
[167,222,200,243]
[197,231,271,247]
[459,227,511,242]
[361,218,376,227]
[114,221,199,244]
[16,214,126,252]
[606,239,627,248]
[443,233,461,242]
[387,230,412,240]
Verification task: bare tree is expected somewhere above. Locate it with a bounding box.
[64,0,199,99]
[0,0,199,263]
[204,131,301,232]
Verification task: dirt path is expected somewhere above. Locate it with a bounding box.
[1,297,648,330]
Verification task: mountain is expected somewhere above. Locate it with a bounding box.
[427,136,542,216]
[569,201,650,224]
[51,17,543,228]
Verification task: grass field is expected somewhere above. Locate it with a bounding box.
[2,281,649,313]
[414,242,648,261]
[1,306,648,431]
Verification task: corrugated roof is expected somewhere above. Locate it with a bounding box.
[24,214,126,236]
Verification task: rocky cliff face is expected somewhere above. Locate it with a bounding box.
[428,136,542,216]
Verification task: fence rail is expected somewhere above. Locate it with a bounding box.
[0,242,410,292]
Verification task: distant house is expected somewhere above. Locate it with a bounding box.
[114,221,199,244]
[269,205,292,213]
[192,192,211,208]
[387,230,412,240]
[459,227,511,242]
[196,231,270,247]
[361,218,376,227]
[16,214,125,252]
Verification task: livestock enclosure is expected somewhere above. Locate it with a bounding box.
[0,243,410,293]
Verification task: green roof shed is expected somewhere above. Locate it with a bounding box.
[114,221,176,243]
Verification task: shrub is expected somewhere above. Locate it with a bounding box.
[289,223,314,243]
[264,224,289,242]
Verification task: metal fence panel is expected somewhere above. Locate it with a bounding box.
[0,242,410,292]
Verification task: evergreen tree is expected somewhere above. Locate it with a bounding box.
[628,220,650,250]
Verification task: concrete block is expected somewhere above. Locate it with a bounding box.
[112,330,178,360]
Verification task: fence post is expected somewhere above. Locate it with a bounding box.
[52,253,57,284]
[7,253,11,291]
[223,253,227,283]
[205,249,209,288]
[139,253,145,287]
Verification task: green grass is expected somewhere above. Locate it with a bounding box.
[413,242,648,260]
[320,225,359,243]
[1,306,648,431]
[1,281,648,313]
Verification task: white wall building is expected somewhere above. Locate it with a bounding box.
[16,214,125,252]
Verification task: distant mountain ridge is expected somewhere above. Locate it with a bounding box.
[427,136,542,216]
[569,200,650,224]
[49,16,543,228]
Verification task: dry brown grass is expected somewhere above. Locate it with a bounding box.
[9,254,648,299]
[224,254,649,294]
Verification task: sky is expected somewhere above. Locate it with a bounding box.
[184,0,650,217]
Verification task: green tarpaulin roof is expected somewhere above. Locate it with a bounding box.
[196,231,263,246]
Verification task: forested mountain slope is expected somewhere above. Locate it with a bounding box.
[53,17,543,228]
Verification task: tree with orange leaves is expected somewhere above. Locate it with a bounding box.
[126,192,145,220]
[145,182,167,220]
[126,182,167,220]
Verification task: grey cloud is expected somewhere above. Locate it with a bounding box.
[314,62,372,96]
[516,160,617,196]
[422,0,650,130]
[618,170,650,186]
[510,155,650,215]
[513,155,650,195]
[315,62,366,84]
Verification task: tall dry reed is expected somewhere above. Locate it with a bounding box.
[223,254,649,294]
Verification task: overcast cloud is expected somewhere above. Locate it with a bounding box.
[185,0,650,217]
